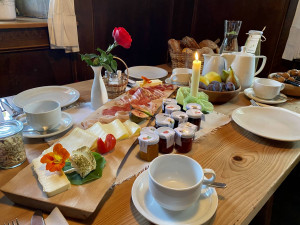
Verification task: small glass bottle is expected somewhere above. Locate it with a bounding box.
[155,113,174,128]
[186,109,203,131]
[0,120,26,169]
[155,127,175,154]
[174,127,195,153]
[171,111,188,128]
[165,104,181,115]
[138,132,159,162]
[162,98,177,113]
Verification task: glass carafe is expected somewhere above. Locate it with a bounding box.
[220,20,242,53]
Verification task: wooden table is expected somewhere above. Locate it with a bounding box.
[0,77,299,225]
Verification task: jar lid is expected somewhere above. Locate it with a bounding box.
[138,132,159,145]
[174,127,195,138]
[0,120,23,139]
[186,103,202,111]
[155,113,171,121]
[171,111,188,120]
[155,127,175,139]
[186,109,203,119]
[165,104,181,112]
[179,122,198,133]
[156,117,175,126]
[163,98,177,105]
[141,126,156,134]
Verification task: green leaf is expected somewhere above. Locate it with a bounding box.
[111,60,118,71]
[102,63,113,72]
[97,48,106,55]
[63,152,106,185]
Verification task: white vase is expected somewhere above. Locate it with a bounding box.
[0,0,16,20]
[91,66,108,110]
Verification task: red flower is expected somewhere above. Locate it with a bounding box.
[112,27,132,49]
[40,143,70,172]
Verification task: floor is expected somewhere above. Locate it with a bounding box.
[250,163,300,225]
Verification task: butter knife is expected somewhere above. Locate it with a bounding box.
[0,101,12,120]
[31,210,45,225]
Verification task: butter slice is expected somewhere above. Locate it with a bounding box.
[136,79,162,87]
[32,128,98,197]
[123,120,141,136]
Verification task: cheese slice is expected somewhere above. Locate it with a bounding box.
[102,119,129,140]
[123,120,141,136]
[32,127,98,197]
[136,79,162,87]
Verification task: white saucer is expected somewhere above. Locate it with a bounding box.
[125,66,168,79]
[131,171,218,225]
[244,88,287,104]
[17,112,73,138]
[165,78,189,87]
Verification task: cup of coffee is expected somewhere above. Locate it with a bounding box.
[253,78,285,100]
[23,100,61,131]
[148,154,216,211]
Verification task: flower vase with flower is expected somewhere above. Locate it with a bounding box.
[81,27,132,110]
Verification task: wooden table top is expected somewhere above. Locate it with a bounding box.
[0,70,299,225]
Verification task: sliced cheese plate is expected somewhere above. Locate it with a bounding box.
[1,86,176,219]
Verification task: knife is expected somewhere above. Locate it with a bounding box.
[31,210,45,225]
[0,101,12,120]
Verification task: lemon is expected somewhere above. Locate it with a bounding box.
[204,71,222,83]
[199,76,210,85]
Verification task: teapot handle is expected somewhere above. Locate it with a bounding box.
[254,56,267,76]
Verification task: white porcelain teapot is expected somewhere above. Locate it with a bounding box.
[202,54,225,75]
[221,52,267,90]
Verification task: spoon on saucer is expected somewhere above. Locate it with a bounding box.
[208,182,227,188]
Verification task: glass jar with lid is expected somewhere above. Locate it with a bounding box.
[165,104,181,115]
[179,122,198,133]
[186,109,203,131]
[0,120,26,169]
[155,127,175,154]
[171,111,188,128]
[186,103,202,111]
[174,127,195,153]
[162,98,177,113]
[155,113,174,129]
[138,132,159,162]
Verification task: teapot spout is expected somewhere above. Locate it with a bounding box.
[221,53,236,70]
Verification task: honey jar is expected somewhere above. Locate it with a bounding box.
[155,127,175,154]
[138,132,159,162]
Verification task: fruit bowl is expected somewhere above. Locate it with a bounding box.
[198,86,241,103]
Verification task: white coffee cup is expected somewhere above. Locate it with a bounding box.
[148,154,216,211]
[23,100,61,131]
[253,78,285,100]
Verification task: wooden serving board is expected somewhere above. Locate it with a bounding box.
[1,87,176,219]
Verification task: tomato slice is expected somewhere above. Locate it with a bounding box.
[105,134,116,152]
[97,138,107,154]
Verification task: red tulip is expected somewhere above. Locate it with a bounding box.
[112,27,132,49]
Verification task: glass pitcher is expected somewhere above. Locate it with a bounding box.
[220,20,242,53]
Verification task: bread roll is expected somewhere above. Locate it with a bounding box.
[168,39,182,53]
[181,36,200,49]
[199,39,218,50]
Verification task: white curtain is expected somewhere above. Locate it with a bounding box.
[48,0,79,53]
[282,1,300,60]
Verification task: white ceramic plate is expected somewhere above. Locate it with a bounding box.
[13,86,80,108]
[131,171,218,225]
[232,106,300,141]
[126,66,168,79]
[244,88,287,104]
[17,112,73,138]
[165,78,189,87]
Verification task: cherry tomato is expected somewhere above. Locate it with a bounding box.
[105,134,116,152]
[97,138,107,154]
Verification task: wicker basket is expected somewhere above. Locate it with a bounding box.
[169,49,204,74]
[104,56,129,99]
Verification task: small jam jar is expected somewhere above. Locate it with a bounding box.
[186,109,203,131]
[0,120,26,169]
[165,104,181,115]
[138,132,159,162]
[171,111,188,128]
[162,98,177,113]
[141,126,156,134]
[186,103,202,111]
[155,127,175,154]
[155,113,174,128]
[174,127,195,153]
[179,122,198,133]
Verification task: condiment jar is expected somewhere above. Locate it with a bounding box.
[0,120,26,169]
[186,103,202,111]
[174,127,195,153]
[179,122,198,133]
[141,126,156,134]
[155,127,175,154]
[162,98,177,113]
[171,111,188,128]
[138,132,159,162]
[186,109,203,131]
[155,113,174,128]
[165,104,181,115]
